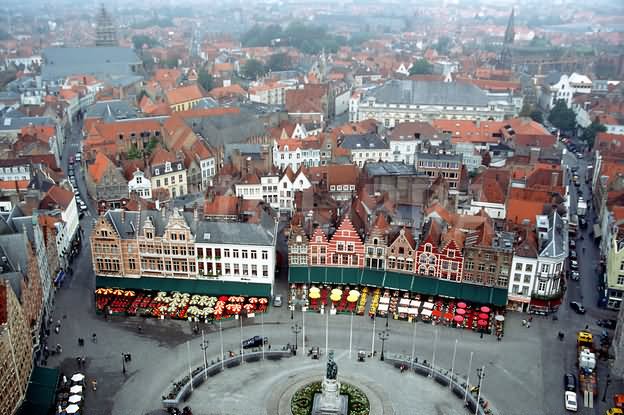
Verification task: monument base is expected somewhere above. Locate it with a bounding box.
[311,378,348,415]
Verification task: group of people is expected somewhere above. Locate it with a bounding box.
[521,316,533,328]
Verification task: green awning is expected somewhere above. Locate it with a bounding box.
[309,267,326,284]
[491,288,508,306]
[325,267,342,284]
[17,367,59,415]
[96,276,271,297]
[361,269,385,287]
[288,266,310,284]
[383,272,413,291]
[438,279,461,299]
[460,283,492,305]
[342,268,362,285]
[411,275,439,295]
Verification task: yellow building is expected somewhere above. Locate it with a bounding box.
[165,84,205,112]
[0,280,33,415]
[606,228,624,310]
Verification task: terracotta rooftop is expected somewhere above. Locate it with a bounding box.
[389,121,440,141]
[150,147,177,166]
[42,185,75,210]
[88,152,113,184]
[165,84,205,106]
[204,195,239,216]
[431,119,502,144]
[0,180,30,191]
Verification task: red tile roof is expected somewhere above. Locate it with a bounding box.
[150,147,176,165]
[0,180,30,191]
[88,152,113,184]
[165,84,205,106]
[506,188,556,225]
[204,195,239,216]
[432,119,502,144]
[42,185,75,210]
[208,84,247,99]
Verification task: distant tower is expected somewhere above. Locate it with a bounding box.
[95,4,118,47]
[497,8,515,70]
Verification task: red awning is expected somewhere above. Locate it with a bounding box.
[432,309,442,317]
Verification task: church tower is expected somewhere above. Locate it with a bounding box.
[95,4,118,47]
[497,8,515,70]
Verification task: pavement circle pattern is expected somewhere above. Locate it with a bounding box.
[183,352,470,415]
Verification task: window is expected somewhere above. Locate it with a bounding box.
[242,250,248,259]
[514,273,521,282]
[251,251,257,259]
[538,281,546,291]
[541,264,549,273]
[233,264,240,275]
[617,275,624,285]
[525,264,533,272]
[478,263,485,272]
[262,265,268,277]
[233,250,239,258]
[524,275,531,284]
[515,263,522,271]
[489,264,496,273]
[262,250,268,260]
[466,261,474,271]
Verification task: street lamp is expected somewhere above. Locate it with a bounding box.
[121,352,127,374]
[291,323,302,351]
[200,330,209,380]
[378,330,390,361]
[474,366,486,415]
[602,374,611,402]
[385,309,390,328]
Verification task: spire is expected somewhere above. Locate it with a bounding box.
[504,8,515,46]
[95,4,118,47]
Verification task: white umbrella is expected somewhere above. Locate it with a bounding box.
[70,373,84,382]
[69,385,82,394]
[495,315,505,322]
[65,404,80,414]
[68,395,82,404]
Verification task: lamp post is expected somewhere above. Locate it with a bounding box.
[291,323,302,351]
[474,366,485,415]
[200,330,209,380]
[121,352,127,374]
[602,374,611,402]
[378,329,390,361]
[219,319,224,370]
[463,351,474,405]
[385,308,390,328]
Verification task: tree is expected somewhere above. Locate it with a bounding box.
[580,120,607,149]
[266,53,291,72]
[530,110,544,124]
[144,138,159,155]
[127,145,142,160]
[409,59,433,75]
[481,151,492,167]
[132,35,158,50]
[241,59,267,80]
[548,100,576,132]
[198,69,213,92]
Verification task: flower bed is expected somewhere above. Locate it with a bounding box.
[291,381,370,415]
[94,288,268,321]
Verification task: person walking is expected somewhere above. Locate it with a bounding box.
[91,379,97,391]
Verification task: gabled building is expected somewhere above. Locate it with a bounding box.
[364,213,390,270]
[85,152,129,208]
[388,121,442,165]
[149,148,187,199]
[386,228,417,273]
[338,132,391,167]
[165,84,205,112]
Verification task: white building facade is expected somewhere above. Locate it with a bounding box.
[128,169,152,199]
[273,140,321,171]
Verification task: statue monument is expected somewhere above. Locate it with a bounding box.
[312,351,348,415]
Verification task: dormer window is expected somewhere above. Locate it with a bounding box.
[177,163,182,170]
[165,162,172,173]
[146,231,153,239]
[155,169,160,175]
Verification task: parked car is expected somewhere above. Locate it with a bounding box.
[79,202,88,212]
[597,319,617,330]
[75,152,82,162]
[570,271,580,281]
[69,155,75,164]
[576,152,583,159]
[579,218,587,228]
[570,250,577,260]
[241,336,268,349]
[570,260,579,270]
[569,240,576,250]
[564,391,577,411]
[564,373,577,392]
[569,301,586,314]
[273,295,283,307]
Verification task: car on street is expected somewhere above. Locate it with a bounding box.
[570,250,577,260]
[564,373,577,392]
[570,271,580,281]
[241,335,268,349]
[75,152,82,162]
[79,202,88,211]
[569,240,576,250]
[564,391,577,411]
[569,301,586,314]
[576,152,583,159]
[570,260,579,270]
[597,319,617,330]
[69,155,75,164]
[273,295,283,307]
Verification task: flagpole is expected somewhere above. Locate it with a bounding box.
[187,340,193,391]
[464,351,474,404]
[371,317,376,355]
[450,339,458,389]
[349,311,354,359]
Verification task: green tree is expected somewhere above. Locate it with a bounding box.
[198,69,213,92]
[548,100,577,132]
[580,120,607,149]
[132,35,159,50]
[241,59,267,80]
[161,56,180,69]
[144,138,159,155]
[530,110,544,124]
[127,145,142,160]
[266,52,291,72]
[408,59,434,75]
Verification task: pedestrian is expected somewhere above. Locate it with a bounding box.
[527,322,531,328]
[76,357,82,368]
[522,319,526,326]
[497,334,501,342]
[92,333,97,343]
[91,379,97,391]
[528,316,533,323]
[55,326,60,334]
[268,344,271,350]
[56,344,62,353]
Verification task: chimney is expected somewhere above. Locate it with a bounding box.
[529,147,540,165]
[550,171,559,188]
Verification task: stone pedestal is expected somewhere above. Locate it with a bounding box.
[311,377,348,415]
